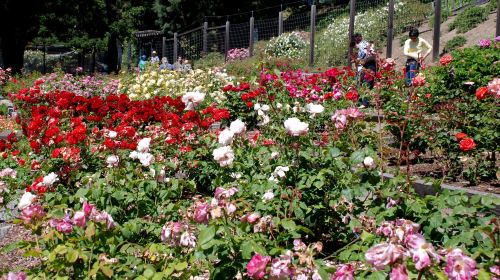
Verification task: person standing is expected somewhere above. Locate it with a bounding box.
[403,28,432,86]
[138,55,147,72]
[150,50,160,64]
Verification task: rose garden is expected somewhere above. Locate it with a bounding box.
[0,22,499,280]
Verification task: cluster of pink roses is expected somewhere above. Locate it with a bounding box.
[331,107,364,130]
[227,48,250,61]
[49,200,115,234]
[246,240,324,279]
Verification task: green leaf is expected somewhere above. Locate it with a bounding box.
[101,266,113,278]
[198,225,216,248]
[241,240,266,259]
[85,222,96,239]
[477,268,491,280]
[66,248,79,263]
[174,261,188,271]
[350,150,365,165]
[281,219,296,231]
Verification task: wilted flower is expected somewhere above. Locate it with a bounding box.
[50,215,73,234]
[194,202,210,224]
[331,264,355,280]
[284,117,309,136]
[246,253,271,279]
[179,231,197,247]
[390,264,408,280]
[214,187,239,199]
[405,234,439,270]
[213,146,235,167]
[270,254,293,279]
[365,242,405,270]
[444,249,478,280]
[19,204,45,223]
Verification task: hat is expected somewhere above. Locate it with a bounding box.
[152,51,157,54]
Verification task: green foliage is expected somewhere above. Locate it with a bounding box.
[0,104,9,116]
[449,6,488,33]
[444,35,467,52]
[193,52,225,70]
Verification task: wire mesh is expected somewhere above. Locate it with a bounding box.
[229,21,251,50]
[178,28,203,61]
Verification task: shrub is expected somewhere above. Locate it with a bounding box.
[444,35,467,52]
[0,103,9,115]
[264,31,308,60]
[194,52,225,69]
[448,6,488,33]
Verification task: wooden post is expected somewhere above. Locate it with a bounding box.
[162,37,166,58]
[433,0,441,61]
[347,0,356,68]
[249,15,255,57]
[310,4,316,66]
[278,11,283,35]
[127,41,131,72]
[43,44,47,74]
[387,0,395,58]
[496,0,500,37]
[225,20,230,62]
[173,32,178,61]
[203,21,208,54]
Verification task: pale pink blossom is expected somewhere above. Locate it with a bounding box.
[330,264,355,280]
[19,205,45,223]
[390,264,408,280]
[405,234,439,270]
[73,211,86,227]
[365,243,406,270]
[270,255,293,279]
[212,146,235,167]
[218,128,235,146]
[284,117,309,136]
[488,78,500,98]
[444,249,478,280]
[194,202,210,224]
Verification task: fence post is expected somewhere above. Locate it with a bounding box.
[203,21,208,54]
[249,15,255,57]
[225,20,230,62]
[162,37,166,58]
[496,0,500,37]
[310,4,316,66]
[279,11,283,36]
[173,33,178,61]
[433,0,441,61]
[387,0,395,58]
[347,0,356,68]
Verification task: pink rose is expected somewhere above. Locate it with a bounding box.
[194,202,210,224]
[270,255,293,279]
[405,234,439,270]
[246,253,271,279]
[365,243,405,270]
[73,211,86,228]
[444,249,478,280]
[390,264,409,280]
[330,264,355,280]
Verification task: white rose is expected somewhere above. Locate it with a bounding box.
[137,138,151,152]
[138,152,154,167]
[261,105,270,112]
[284,117,309,136]
[129,151,139,159]
[306,103,324,115]
[274,166,289,178]
[276,103,283,109]
[363,156,375,169]
[212,146,235,167]
[262,190,275,202]
[42,172,59,186]
[229,119,246,135]
[108,130,117,138]
[181,91,205,110]
[218,128,235,146]
[18,192,36,210]
[106,155,119,168]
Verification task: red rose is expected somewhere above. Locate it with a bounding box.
[439,54,453,66]
[459,138,476,151]
[246,101,253,107]
[475,87,488,100]
[345,90,359,102]
[455,132,467,141]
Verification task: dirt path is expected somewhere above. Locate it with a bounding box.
[382,9,498,67]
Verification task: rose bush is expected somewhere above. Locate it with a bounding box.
[0,51,498,279]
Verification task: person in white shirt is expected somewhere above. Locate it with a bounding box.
[403,28,432,86]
